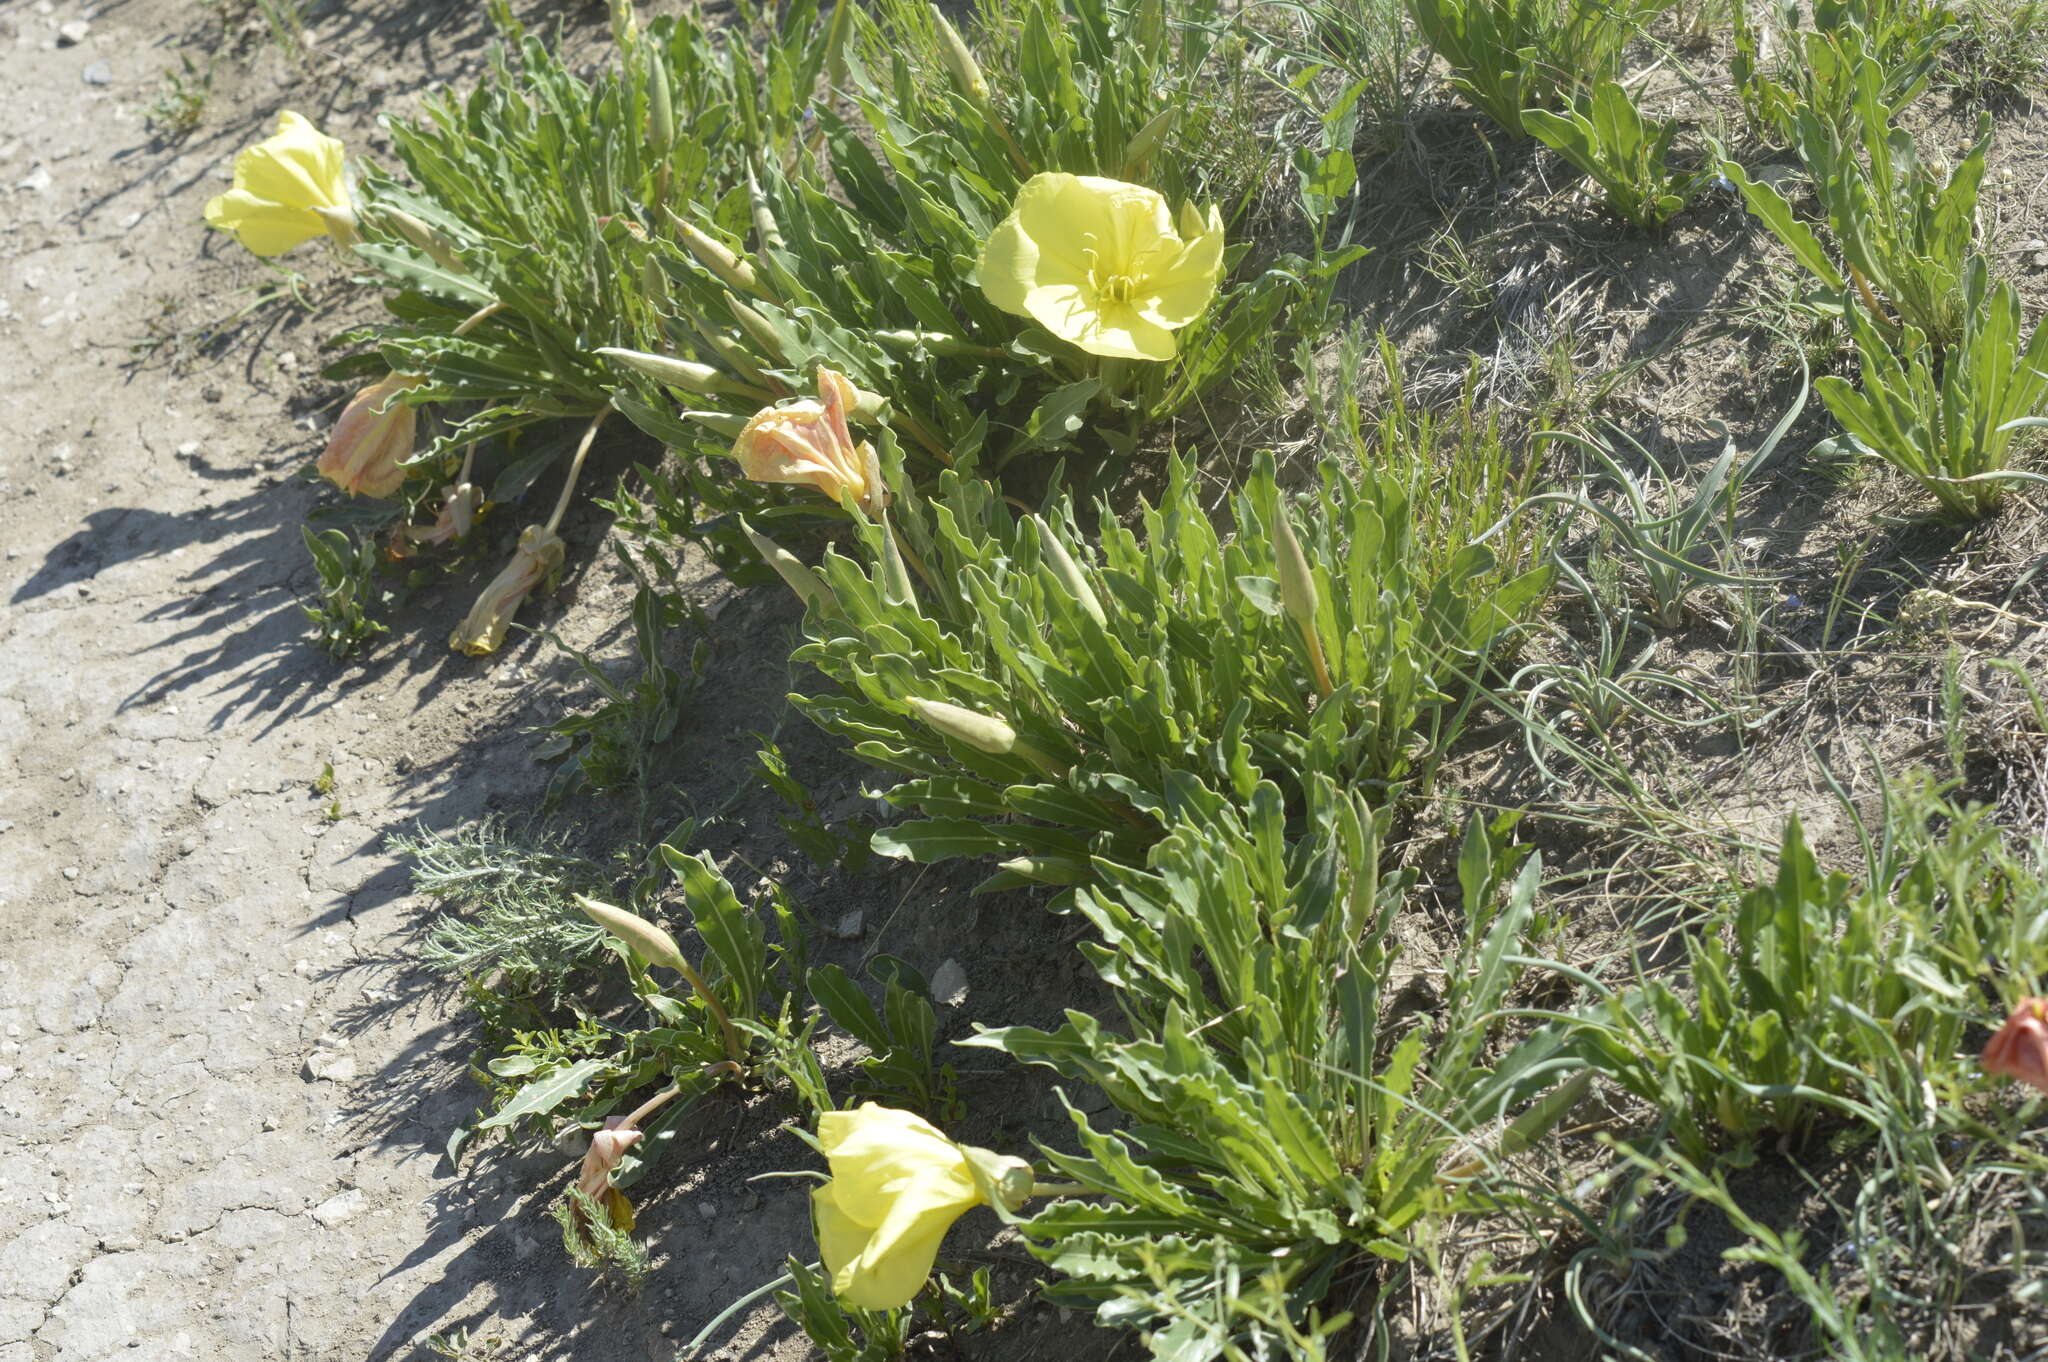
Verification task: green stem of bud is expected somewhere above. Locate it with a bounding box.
[594,346,774,401]
[1271,500,1334,699]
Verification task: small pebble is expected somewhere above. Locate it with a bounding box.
[81,60,110,84]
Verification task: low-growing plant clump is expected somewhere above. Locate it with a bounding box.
[184,0,2048,1354]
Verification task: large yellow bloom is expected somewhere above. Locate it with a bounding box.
[978,172,1224,362]
[810,1104,1030,1310]
[203,111,355,257]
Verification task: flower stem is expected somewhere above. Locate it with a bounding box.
[543,407,613,536]
[452,299,507,337]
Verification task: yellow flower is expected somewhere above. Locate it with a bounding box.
[203,111,356,258]
[978,172,1223,361]
[731,367,886,512]
[810,1103,1031,1310]
[317,373,420,499]
[449,525,565,656]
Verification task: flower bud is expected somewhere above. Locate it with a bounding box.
[646,56,675,157]
[594,346,753,397]
[746,165,786,254]
[318,373,421,499]
[724,292,787,363]
[877,510,917,608]
[1034,518,1106,626]
[739,516,839,615]
[1120,108,1176,178]
[670,213,759,294]
[996,854,1086,885]
[449,524,565,656]
[930,5,989,101]
[380,206,464,273]
[907,697,1017,755]
[1271,499,1333,698]
[575,895,689,973]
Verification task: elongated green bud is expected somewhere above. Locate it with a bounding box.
[694,323,776,390]
[1272,500,1318,624]
[746,166,785,254]
[682,410,748,439]
[908,697,1016,754]
[640,256,670,312]
[1121,107,1176,178]
[930,5,989,101]
[646,56,675,156]
[381,207,466,274]
[576,895,687,972]
[669,211,759,293]
[595,346,750,397]
[822,0,854,88]
[872,329,1005,358]
[1272,499,1334,699]
[724,292,786,364]
[997,854,1087,885]
[1033,518,1107,626]
[739,516,838,614]
[878,511,917,608]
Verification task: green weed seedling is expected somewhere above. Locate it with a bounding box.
[538,579,707,804]
[1404,0,1666,138]
[809,957,959,1119]
[1818,259,2048,519]
[1523,82,1707,230]
[300,526,389,657]
[1722,24,1988,350]
[1507,368,1805,628]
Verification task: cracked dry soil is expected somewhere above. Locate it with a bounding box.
[0,2,799,1358]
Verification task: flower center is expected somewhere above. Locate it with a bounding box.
[1083,245,1139,306]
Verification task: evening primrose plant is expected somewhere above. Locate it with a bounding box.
[776,395,1546,884]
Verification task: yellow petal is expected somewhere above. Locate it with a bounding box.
[1024,288,1176,360]
[813,1182,875,1280]
[235,110,349,216]
[1137,204,1223,329]
[204,190,328,258]
[978,180,1091,320]
[831,1183,970,1310]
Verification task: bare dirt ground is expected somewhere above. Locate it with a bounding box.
[0,1,756,1357]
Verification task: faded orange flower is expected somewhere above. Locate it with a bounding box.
[731,366,885,512]
[318,373,421,498]
[1984,997,2048,1096]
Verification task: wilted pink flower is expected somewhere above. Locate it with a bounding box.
[392,482,482,556]
[317,372,421,498]
[1984,997,2048,1095]
[731,366,885,512]
[568,1115,645,1234]
[448,525,564,656]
